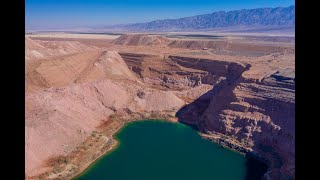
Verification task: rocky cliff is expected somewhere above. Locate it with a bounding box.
[25,36,294,179]
[173,55,295,179]
[119,53,295,179]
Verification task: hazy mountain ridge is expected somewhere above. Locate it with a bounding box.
[112,6,294,32]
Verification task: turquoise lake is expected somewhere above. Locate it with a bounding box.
[75,120,267,180]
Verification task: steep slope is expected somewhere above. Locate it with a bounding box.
[73,51,140,83]
[201,70,295,179]
[173,55,295,179]
[25,40,186,178]
[26,50,141,92]
[25,37,46,60]
[26,36,295,179]
[25,37,96,60]
[123,54,294,179]
[26,78,185,177]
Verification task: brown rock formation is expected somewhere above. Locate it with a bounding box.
[25,34,295,179]
[25,46,184,177]
[175,56,295,179]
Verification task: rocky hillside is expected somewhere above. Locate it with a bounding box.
[116,6,294,32]
[173,55,295,179]
[25,36,295,179]
[25,37,96,60]
[25,45,186,177]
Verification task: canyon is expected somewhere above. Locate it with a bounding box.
[25,33,295,180]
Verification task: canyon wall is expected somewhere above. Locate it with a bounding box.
[118,53,295,179]
[26,36,294,179]
[171,55,295,179]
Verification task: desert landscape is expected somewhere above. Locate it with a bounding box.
[24,2,297,179]
[25,30,294,179]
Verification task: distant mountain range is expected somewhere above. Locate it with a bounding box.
[27,6,295,33]
[103,6,294,32]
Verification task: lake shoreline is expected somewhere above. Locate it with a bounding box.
[75,119,268,180]
[72,118,179,179]
[199,132,271,179]
[34,116,268,180]
[70,122,125,180]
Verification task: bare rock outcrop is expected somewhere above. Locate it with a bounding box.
[25,36,295,179]
[176,61,295,179]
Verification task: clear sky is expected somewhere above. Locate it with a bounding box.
[26,0,295,30]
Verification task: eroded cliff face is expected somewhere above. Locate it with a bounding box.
[25,41,185,177]
[173,55,295,179]
[120,53,295,178]
[26,36,294,179]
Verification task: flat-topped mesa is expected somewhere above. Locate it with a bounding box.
[168,40,229,50]
[168,39,295,54]
[112,34,170,46]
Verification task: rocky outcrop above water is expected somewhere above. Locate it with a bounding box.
[134,55,295,179]
[176,60,295,178]
[25,36,295,179]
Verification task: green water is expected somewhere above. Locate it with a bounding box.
[76,120,267,180]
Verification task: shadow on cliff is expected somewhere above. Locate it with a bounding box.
[175,85,268,179]
[245,155,268,180]
[175,88,215,132]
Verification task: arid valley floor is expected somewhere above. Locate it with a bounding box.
[25,32,295,180]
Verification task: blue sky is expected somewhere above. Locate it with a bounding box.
[26,0,295,30]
